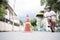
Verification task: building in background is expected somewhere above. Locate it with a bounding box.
[4,4,20,26]
[36,11,44,31]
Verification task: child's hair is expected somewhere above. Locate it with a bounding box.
[45,6,51,11]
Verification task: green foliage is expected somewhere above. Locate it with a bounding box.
[40,0,60,11]
[46,0,57,6]
[19,20,23,25]
[46,0,60,11]
[0,5,7,20]
[56,2,60,10]
[0,0,8,7]
[51,3,58,11]
[30,25,34,29]
[30,18,37,27]
[0,0,7,20]
[40,0,45,6]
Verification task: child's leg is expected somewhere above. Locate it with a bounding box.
[50,20,56,32]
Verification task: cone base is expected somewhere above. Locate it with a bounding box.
[24,23,31,32]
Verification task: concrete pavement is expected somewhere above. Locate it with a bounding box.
[0,32,60,40]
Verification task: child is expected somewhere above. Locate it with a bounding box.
[44,6,56,32]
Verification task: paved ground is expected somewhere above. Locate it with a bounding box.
[0,32,60,40]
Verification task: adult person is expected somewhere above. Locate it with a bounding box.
[44,6,56,32]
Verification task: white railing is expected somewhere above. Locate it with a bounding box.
[0,21,20,32]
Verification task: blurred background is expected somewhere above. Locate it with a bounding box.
[0,0,60,32]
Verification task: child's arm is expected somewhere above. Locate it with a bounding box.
[51,11,56,16]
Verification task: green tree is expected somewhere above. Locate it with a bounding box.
[0,0,8,20]
[0,0,8,6]
[30,18,37,27]
[40,0,46,6]
[0,5,7,20]
[41,0,60,11]
[19,20,23,25]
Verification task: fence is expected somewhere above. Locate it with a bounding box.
[0,21,20,32]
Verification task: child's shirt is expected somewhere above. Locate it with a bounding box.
[44,11,56,21]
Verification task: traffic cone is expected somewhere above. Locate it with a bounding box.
[24,14,31,32]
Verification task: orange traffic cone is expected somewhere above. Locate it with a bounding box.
[24,15,31,32]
